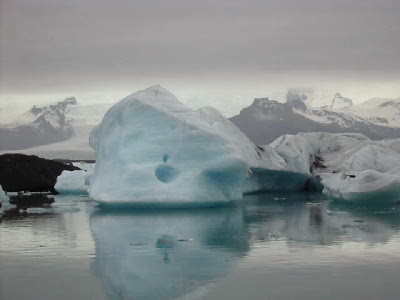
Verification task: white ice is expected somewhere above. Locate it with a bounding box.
[55,170,90,194]
[271,132,400,202]
[0,184,9,203]
[72,162,95,185]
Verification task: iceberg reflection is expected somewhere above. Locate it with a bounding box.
[90,207,249,300]
[243,193,400,246]
[90,193,400,300]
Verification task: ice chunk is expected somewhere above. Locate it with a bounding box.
[55,170,89,194]
[26,206,81,214]
[322,170,400,202]
[89,86,307,207]
[84,164,95,186]
[271,132,400,202]
[0,184,9,203]
[72,161,93,171]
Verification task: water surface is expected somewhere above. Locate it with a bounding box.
[1,193,400,299]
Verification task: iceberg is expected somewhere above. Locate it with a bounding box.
[0,184,9,203]
[88,86,311,207]
[72,162,95,185]
[84,164,95,186]
[271,133,400,202]
[55,170,89,194]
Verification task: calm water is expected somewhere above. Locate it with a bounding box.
[1,193,400,300]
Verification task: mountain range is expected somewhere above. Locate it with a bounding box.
[230,89,400,145]
[0,97,77,151]
[0,88,399,159]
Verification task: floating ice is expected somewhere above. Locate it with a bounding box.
[55,170,89,194]
[0,184,9,203]
[271,133,400,202]
[26,206,81,214]
[84,164,95,186]
[89,86,309,207]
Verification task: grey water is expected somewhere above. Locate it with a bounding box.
[1,193,400,300]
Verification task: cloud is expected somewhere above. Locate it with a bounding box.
[0,0,399,96]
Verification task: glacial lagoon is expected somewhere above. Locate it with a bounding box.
[1,193,400,300]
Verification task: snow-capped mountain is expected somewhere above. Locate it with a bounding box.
[0,99,113,159]
[286,88,339,108]
[293,95,400,129]
[1,88,399,160]
[0,97,80,151]
[0,97,77,150]
[330,93,353,109]
[285,88,400,127]
[230,91,400,145]
[346,97,400,127]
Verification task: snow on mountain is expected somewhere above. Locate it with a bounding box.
[286,88,341,108]
[0,97,78,151]
[0,102,113,159]
[287,88,354,109]
[1,87,398,160]
[293,105,364,127]
[297,96,400,128]
[330,93,353,109]
[286,89,399,127]
[17,97,77,127]
[345,96,400,127]
[230,93,400,145]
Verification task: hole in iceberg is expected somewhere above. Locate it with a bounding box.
[155,165,179,183]
[163,154,169,163]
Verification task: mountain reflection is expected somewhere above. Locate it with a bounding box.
[89,193,400,300]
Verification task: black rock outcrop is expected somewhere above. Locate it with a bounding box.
[0,153,80,193]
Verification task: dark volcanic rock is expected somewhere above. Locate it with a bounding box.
[0,153,80,193]
[9,194,55,209]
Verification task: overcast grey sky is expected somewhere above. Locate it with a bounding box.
[0,0,399,104]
